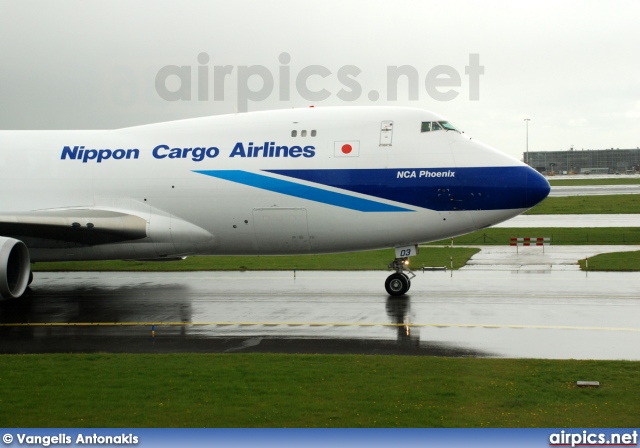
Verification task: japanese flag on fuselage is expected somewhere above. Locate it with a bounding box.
[334,141,359,157]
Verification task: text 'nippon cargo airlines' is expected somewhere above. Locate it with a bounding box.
[0,106,549,299]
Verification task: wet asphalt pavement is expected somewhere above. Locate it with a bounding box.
[1,259,639,359]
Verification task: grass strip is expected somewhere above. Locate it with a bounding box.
[0,353,638,428]
[31,247,479,272]
[428,227,640,245]
[525,195,640,214]
[578,250,640,271]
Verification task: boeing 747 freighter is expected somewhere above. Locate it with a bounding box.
[0,106,549,298]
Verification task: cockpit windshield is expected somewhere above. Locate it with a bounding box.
[421,121,460,133]
[439,121,459,132]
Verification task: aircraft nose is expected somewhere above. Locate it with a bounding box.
[523,166,550,208]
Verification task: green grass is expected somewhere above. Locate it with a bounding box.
[579,250,640,271]
[31,247,479,272]
[525,195,640,214]
[428,227,640,245]
[547,178,640,186]
[1,354,639,428]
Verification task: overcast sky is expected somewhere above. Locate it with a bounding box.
[1,0,639,160]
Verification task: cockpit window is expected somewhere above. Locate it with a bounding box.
[439,121,459,132]
[420,121,459,133]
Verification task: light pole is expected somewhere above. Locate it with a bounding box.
[524,118,531,165]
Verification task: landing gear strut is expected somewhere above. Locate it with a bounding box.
[385,257,416,296]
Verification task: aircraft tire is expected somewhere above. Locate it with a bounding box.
[385,273,409,296]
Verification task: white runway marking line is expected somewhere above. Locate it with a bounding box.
[1,322,639,332]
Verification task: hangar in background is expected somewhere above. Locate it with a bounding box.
[525,148,640,174]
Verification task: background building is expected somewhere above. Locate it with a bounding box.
[525,149,640,174]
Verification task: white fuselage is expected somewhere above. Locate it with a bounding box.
[0,106,549,262]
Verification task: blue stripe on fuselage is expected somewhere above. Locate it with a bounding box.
[193,170,414,212]
[266,166,550,211]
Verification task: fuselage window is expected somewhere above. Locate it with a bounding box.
[311,130,317,137]
[301,130,307,137]
[291,130,297,137]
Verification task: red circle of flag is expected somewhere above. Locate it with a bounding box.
[341,144,352,154]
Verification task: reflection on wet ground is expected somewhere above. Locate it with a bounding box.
[1,270,639,359]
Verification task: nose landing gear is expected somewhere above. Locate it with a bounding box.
[385,257,416,296]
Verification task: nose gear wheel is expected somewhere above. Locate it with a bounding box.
[385,257,415,296]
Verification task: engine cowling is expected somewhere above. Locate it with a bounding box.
[0,237,31,299]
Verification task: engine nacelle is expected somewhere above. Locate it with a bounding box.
[0,237,31,299]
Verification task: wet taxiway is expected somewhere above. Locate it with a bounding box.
[550,184,640,196]
[1,263,639,359]
[494,214,640,227]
